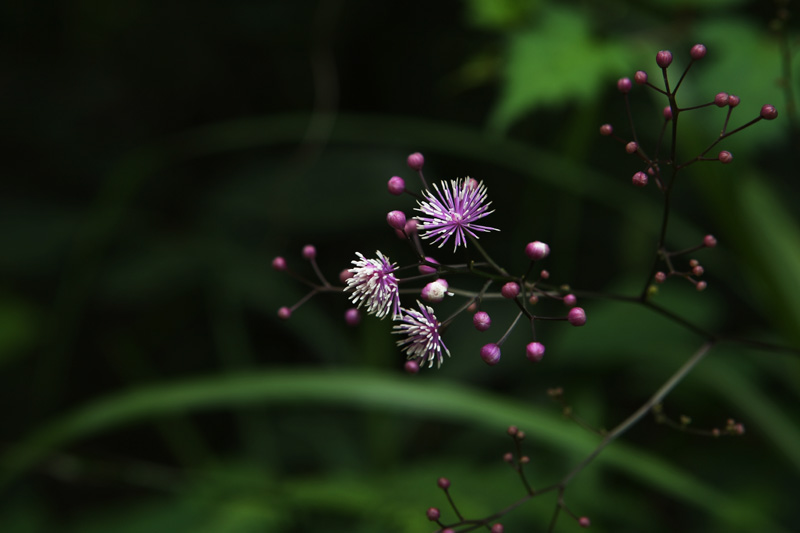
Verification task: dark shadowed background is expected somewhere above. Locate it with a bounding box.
[1,1,799,531]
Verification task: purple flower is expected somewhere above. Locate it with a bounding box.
[393,301,450,369]
[415,178,498,251]
[344,251,401,319]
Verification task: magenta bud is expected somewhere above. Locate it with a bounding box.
[634,70,648,84]
[563,294,577,307]
[654,271,667,283]
[473,311,491,332]
[718,151,733,164]
[404,360,420,374]
[426,508,440,521]
[387,210,407,231]
[491,524,505,533]
[419,256,438,274]
[656,50,673,68]
[344,308,361,326]
[404,218,418,236]
[693,265,704,276]
[272,256,287,271]
[714,92,729,107]
[339,268,354,283]
[278,306,292,320]
[507,425,518,436]
[599,123,613,136]
[526,342,545,362]
[501,281,520,299]
[540,269,550,280]
[407,152,425,171]
[760,104,778,120]
[387,176,405,195]
[617,77,632,94]
[578,516,591,528]
[437,477,450,489]
[528,293,539,305]
[625,141,638,154]
[525,241,550,261]
[632,171,648,187]
[703,235,717,248]
[663,106,673,120]
[421,279,449,303]
[480,343,502,365]
[568,307,587,326]
[696,281,708,291]
[727,94,740,107]
[690,44,707,60]
[302,245,316,260]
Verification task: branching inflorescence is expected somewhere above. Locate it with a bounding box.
[273,44,786,531]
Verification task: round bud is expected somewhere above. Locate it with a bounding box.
[656,50,673,68]
[426,508,440,521]
[696,281,708,291]
[632,171,648,187]
[473,311,491,332]
[407,152,425,171]
[467,301,478,313]
[507,425,518,436]
[503,452,514,463]
[501,282,521,299]
[442,529,455,533]
[480,343,502,365]
[421,279,449,303]
[278,306,292,320]
[387,176,405,195]
[703,234,717,248]
[567,307,587,326]
[528,293,539,305]
[654,271,667,283]
[617,77,632,94]
[344,308,361,326]
[491,524,505,533]
[437,477,450,489]
[714,92,729,107]
[339,269,354,283]
[663,106,673,120]
[718,151,733,164]
[727,94,740,108]
[540,269,550,280]
[578,516,591,528]
[516,430,525,440]
[404,360,420,374]
[634,70,648,84]
[526,342,545,362]
[404,218,418,235]
[519,455,530,464]
[465,177,479,190]
[625,141,638,154]
[563,294,577,307]
[689,259,699,267]
[419,256,438,274]
[690,44,707,60]
[302,245,317,260]
[693,265,704,276]
[387,210,406,231]
[525,241,550,261]
[760,104,778,120]
[599,123,613,136]
[272,256,287,271]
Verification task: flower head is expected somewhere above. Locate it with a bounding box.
[415,178,498,251]
[344,251,401,319]
[393,301,450,368]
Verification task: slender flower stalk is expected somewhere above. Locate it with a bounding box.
[344,251,401,319]
[393,300,450,368]
[415,178,499,251]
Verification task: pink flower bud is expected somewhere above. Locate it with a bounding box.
[272,256,287,271]
[718,151,733,164]
[480,343,502,365]
[407,152,425,171]
[690,44,707,60]
[727,94,740,107]
[501,282,521,299]
[703,235,717,248]
[419,256,438,274]
[525,241,550,261]
[387,176,405,195]
[579,516,591,528]
[339,268,353,283]
[302,245,316,260]
[426,508,440,521]
[625,141,638,154]
[344,308,361,326]
[421,279,450,303]
[473,311,491,332]
[663,106,673,120]
[568,307,587,326]
[599,123,613,136]
[696,281,708,291]
[656,50,673,68]
[617,77,632,94]
[278,306,292,320]
[563,294,577,307]
[526,342,545,362]
[507,425,518,436]
[693,265,704,276]
[491,524,504,533]
[404,218,418,235]
[404,360,420,374]
[387,210,407,231]
[632,171,648,187]
[634,70,648,84]
[714,92,729,107]
[437,477,450,489]
[654,271,667,283]
[760,104,778,120]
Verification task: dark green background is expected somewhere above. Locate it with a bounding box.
[2,1,799,531]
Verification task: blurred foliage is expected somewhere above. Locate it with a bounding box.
[1,0,799,532]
